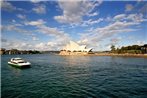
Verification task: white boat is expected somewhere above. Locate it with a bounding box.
[8,58,31,68]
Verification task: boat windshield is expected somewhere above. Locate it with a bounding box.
[14,58,23,60]
[18,61,25,63]
[18,60,27,63]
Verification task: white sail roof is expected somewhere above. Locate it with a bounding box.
[63,41,92,52]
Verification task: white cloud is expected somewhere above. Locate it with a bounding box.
[25,19,70,39]
[81,18,103,26]
[30,0,40,3]
[136,40,145,45]
[34,41,64,50]
[12,19,16,23]
[2,25,33,36]
[17,14,26,19]
[32,36,39,41]
[39,26,61,36]
[86,27,95,32]
[1,1,16,11]
[87,12,99,17]
[25,19,46,26]
[106,16,112,22]
[93,21,139,38]
[35,43,47,50]
[113,13,146,23]
[2,39,33,50]
[1,38,65,51]
[14,23,23,27]
[47,42,57,47]
[78,19,141,49]
[110,37,122,45]
[77,39,88,44]
[127,13,146,22]
[37,25,71,50]
[125,4,134,11]
[24,19,71,50]
[54,0,101,24]
[127,14,136,20]
[22,17,71,47]
[113,14,126,20]
[2,37,58,50]
[37,25,70,42]
[32,4,46,14]
[1,1,26,12]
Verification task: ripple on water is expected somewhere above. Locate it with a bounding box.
[1,55,147,98]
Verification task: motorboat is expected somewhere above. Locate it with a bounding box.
[8,58,31,68]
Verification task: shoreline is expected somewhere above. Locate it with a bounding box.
[92,53,147,58]
[58,53,147,58]
[1,53,147,58]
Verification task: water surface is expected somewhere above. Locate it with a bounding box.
[1,54,147,98]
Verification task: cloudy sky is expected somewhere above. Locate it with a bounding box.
[1,0,147,51]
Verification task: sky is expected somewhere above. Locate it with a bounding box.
[1,0,147,51]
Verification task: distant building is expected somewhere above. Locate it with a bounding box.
[8,49,20,54]
[59,41,92,55]
[0,48,6,55]
[141,44,147,54]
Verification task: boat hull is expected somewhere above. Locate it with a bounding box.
[8,62,31,68]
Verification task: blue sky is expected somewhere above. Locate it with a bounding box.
[1,0,147,51]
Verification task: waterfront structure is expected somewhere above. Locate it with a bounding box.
[0,48,6,55]
[141,44,147,54]
[63,41,92,52]
[59,41,92,55]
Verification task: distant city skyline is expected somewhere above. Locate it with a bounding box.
[1,0,147,51]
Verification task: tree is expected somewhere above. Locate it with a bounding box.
[111,45,115,52]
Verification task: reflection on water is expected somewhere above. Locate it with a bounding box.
[8,65,22,76]
[8,65,31,77]
[62,56,91,66]
[1,54,147,98]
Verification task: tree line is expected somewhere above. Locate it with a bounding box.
[110,44,147,54]
[0,48,41,55]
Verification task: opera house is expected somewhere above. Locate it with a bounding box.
[59,41,93,55]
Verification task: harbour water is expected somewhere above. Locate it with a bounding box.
[1,54,147,98]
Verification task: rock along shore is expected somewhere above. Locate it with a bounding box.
[59,51,147,58]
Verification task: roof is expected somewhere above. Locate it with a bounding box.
[63,41,92,52]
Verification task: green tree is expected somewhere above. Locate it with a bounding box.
[111,45,115,52]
